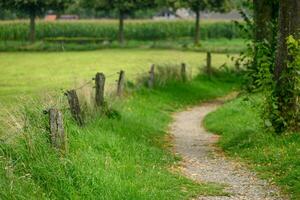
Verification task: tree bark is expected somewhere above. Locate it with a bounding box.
[253,0,274,43]
[252,0,278,76]
[118,10,125,45]
[273,0,300,131]
[29,12,36,43]
[274,0,300,81]
[194,9,200,46]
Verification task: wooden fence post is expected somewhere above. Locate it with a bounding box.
[181,63,187,82]
[206,52,212,76]
[49,108,66,151]
[66,90,84,126]
[117,70,125,96]
[148,64,155,88]
[95,72,105,107]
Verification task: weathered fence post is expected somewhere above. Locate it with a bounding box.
[206,52,212,76]
[181,63,187,82]
[95,72,105,107]
[117,70,125,96]
[66,90,84,126]
[49,108,66,151]
[148,64,155,88]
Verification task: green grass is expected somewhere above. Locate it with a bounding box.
[0,72,242,199]
[0,38,246,53]
[0,49,235,107]
[204,94,300,200]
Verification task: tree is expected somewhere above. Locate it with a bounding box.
[0,0,72,43]
[160,0,232,45]
[272,0,300,131]
[249,0,279,89]
[253,0,278,45]
[81,0,156,44]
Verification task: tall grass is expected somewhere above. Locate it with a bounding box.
[0,71,242,199]
[0,20,243,41]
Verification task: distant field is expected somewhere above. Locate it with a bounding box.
[0,19,239,24]
[0,19,242,41]
[0,19,241,28]
[0,49,235,106]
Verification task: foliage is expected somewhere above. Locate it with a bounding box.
[158,0,232,12]
[0,0,72,17]
[241,39,276,92]
[0,20,243,41]
[266,36,300,133]
[0,0,73,42]
[184,0,232,12]
[235,32,300,134]
[233,0,278,91]
[81,0,156,14]
[204,94,300,200]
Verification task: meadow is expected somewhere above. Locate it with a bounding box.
[0,49,235,106]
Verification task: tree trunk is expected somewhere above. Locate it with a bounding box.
[273,0,300,131]
[118,11,125,45]
[194,9,200,46]
[253,0,274,43]
[250,0,278,89]
[29,12,36,43]
[274,0,300,81]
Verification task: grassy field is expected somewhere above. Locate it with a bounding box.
[0,49,235,106]
[204,94,300,200]
[0,72,241,199]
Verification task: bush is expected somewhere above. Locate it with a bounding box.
[0,20,243,41]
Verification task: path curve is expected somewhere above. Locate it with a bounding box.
[170,96,287,200]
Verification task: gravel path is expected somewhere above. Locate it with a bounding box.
[170,97,287,200]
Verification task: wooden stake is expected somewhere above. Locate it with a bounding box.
[207,52,212,76]
[66,90,84,126]
[95,72,105,107]
[49,108,66,151]
[181,63,187,82]
[117,70,125,96]
[148,64,155,88]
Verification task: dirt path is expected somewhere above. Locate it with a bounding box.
[170,97,286,200]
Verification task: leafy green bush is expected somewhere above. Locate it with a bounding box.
[0,20,243,41]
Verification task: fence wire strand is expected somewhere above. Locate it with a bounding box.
[73,80,93,91]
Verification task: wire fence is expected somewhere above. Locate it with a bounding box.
[0,53,214,148]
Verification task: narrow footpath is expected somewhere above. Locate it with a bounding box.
[170,97,287,200]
